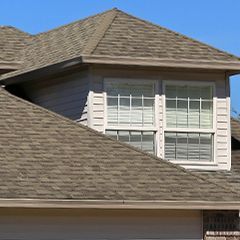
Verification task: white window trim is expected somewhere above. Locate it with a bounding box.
[162,80,217,166]
[103,77,159,154]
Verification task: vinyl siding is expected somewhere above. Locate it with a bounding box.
[0,209,202,240]
[89,66,231,170]
[22,71,89,125]
[21,66,231,170]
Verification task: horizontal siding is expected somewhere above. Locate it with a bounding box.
[0,209,202,240]
[91,76,105,132]
[90,67,231,170]
[23,72,89,125]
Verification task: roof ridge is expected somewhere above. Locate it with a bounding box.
[1,87,239,197]
[117,9,240,61]
[83,8,118,54]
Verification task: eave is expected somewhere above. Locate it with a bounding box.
[0,199,240,210]
[82,55,240,73]
[1,55,240,86]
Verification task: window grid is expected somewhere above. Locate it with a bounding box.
[106,130,156,154]
[107,95,155,127]
[165,132,213,162]
[105,80,156,155]
[164,84,214,162]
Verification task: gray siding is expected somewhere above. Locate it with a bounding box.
[23,71,89,125]
[0,209,202,239]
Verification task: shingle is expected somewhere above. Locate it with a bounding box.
[194,119,240,193]
[1,8,240,80]
[0,87,239,201]
[0,26,31,64]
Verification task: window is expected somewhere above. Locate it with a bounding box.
[105,79,156,154]
[164,84,214,162]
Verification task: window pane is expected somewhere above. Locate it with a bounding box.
[130,131,142,149]
[106,130,155,154]
[201,101,213,129]
[119,97,130,125]
[200,134,212,161]
[165,132,176,160]
[166,100,177,128]
[142,132,155,154]
[143,98,155,126]
[165,132,213,162]
[118,131,130,143]
[106,81,155,127]
[189,87,201,100]
[177,86,188,99]
[107,97,118,125]
[165,85,213,130]
[131,98,143,126]
[166,85,176,98]
[189,100,200,128]
[188,133,200,161]
[176,133,188,160]
[105,130,118,140]
[201,86,212,99]
[177,100,188,128]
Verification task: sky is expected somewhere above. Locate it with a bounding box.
[1,0,240,115]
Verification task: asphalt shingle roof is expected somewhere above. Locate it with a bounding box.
[194,119,240,193]
[1,8,240,80]
[0,87,239,202]
[0,26,31,64]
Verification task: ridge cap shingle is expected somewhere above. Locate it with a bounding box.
[83,9,118,54]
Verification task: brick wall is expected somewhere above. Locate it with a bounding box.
[204,211,240,240]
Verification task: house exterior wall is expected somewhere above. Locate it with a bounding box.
[22,71,89,125]
[88,66,231,170]
[20,65,231,171]
[0,208,202,239]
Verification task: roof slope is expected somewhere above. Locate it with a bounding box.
[93,10,240,62]
[0,87,239,202]
[194,119,240,193]
[0,26,31,66]
[1,8,240,80]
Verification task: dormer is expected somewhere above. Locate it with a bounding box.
[1,9,240,171]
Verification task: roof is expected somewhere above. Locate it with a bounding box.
[194,119,240,193]
[0,26,31,69]
[0,87,240,207]
[1,8,240,82]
